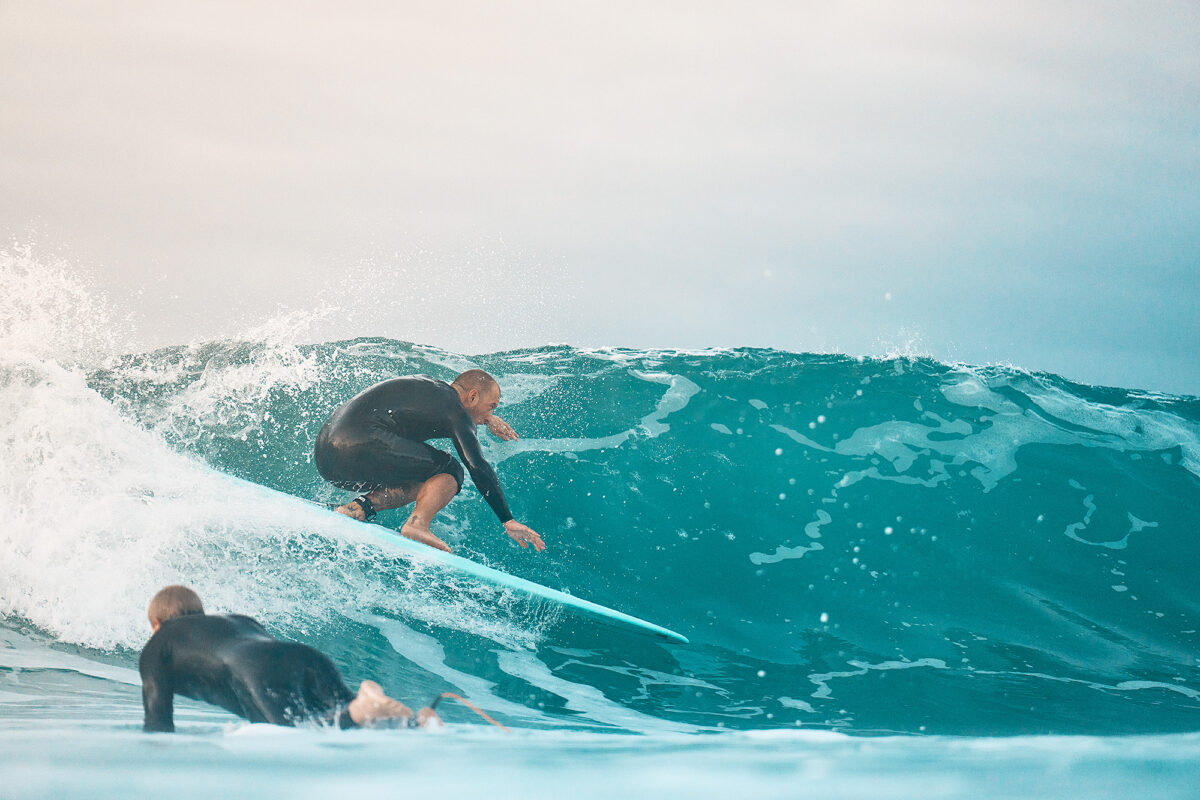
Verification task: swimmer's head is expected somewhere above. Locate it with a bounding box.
[147,585,205,632]
[453,369,501,424]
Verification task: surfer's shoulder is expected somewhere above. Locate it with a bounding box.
[223,614,273,637]
[403,374,462,407]
[156,613,267,638]
[363,374,451,397]
[139,627,168,673]
[410,374,454,391]
[138,613,206,669]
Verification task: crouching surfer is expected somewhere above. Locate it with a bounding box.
[139,585,441,732]
[313,369,545,553]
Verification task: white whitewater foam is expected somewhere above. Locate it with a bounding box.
[0,251,549,651]
[0,353,546,650]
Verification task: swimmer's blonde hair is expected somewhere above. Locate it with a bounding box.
[148,585,204,626]
[453,369,498,394]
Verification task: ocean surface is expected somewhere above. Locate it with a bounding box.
[2,254,1199,798]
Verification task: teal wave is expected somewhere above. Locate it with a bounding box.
[16,339,1200,734]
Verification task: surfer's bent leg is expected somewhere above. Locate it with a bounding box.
[314,423,464,522]
[398,473,461,551]
[348,484,420,520]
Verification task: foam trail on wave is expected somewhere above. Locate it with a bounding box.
[0,626,140,686]
[494,650,706,734]
[489,372,701,465]
[0,354,547,651]
[370,618,568,727]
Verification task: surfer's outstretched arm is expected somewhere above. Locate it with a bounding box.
[449,411,545,551]
[449,410,514,520]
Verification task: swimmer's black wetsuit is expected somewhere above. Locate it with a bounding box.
[313,375,513,522]
[139,613,357,733]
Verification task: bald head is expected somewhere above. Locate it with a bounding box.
[452,369,501,424]
[148,585,204,632]
[452,369,498,395]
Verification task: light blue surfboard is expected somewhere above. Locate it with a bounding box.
[274,484,688,644]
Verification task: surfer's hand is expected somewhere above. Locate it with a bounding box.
[486,415,518,441]
[504,520,545,552]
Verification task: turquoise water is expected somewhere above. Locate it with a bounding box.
[2,265,1199,795]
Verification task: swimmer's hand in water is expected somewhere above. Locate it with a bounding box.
[504,520,545,552]
[485,415,518,441]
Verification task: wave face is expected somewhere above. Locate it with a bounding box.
[2,261,1199,737]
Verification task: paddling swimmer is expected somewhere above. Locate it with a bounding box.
[139,585,441,732]
[313,369,545,553]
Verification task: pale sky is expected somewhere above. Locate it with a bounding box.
[3,1,1198,394]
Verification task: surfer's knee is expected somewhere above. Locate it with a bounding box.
[425,471,462,497]
[439,459,464,493]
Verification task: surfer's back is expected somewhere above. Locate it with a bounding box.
[139,613,279,729]
[318,375,465,444]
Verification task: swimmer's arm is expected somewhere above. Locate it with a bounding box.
[139,640,176,732]
[140,669,175,732]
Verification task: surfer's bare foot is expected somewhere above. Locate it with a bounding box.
[400,516,452,552]
[347,680,413,727]
[417,707,443,727]
[334,500,368,521]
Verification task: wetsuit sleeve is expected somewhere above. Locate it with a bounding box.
[449,410,514,523]
[139,639,175,733]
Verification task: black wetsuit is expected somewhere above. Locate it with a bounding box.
[313,375,513,523]
[139,613,357,732]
